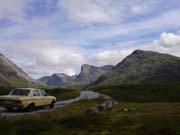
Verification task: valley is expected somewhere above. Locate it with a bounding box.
[1,50,180,135]
[1,1,179,134]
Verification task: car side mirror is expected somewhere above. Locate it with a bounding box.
[44,94,48,96]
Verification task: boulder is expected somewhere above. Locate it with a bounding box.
[112,100,118,105]
[123,107,137,112]
[97,102,107,111]
[123,108,129,112]
[86,100,118,114]
[97,100,118,111]
[128,107,137,112]
[98,94,113,100]
[86,107,99,114]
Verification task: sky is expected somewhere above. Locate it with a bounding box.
[0,0,180,79]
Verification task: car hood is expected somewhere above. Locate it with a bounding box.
[0,95,29,100]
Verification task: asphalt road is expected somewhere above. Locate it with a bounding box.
[0,91,102,117]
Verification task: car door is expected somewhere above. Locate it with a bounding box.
[40,89,51,105]
[33,90,42,106]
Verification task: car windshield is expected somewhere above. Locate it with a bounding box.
[9,89,30,96]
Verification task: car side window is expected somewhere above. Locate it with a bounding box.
[33,90,40,96]
[40,90,47,96]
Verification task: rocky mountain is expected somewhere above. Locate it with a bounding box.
[39,64,114,86]
[76,64,114,84]
[0,53,36,88]
[92,50,180,86]
[39,73,77,86]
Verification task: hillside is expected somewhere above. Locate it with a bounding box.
[0,53,36,89]
[92,50,180,86]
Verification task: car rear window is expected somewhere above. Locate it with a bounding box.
[9,89,30,96]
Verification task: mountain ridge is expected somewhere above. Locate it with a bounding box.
[0,53,37,88]
[39,64,114,86]
[91,49,180,87]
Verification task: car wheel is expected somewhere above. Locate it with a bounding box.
[49,101,55,109]
[27,103,35,112]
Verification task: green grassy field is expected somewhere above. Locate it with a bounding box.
[44,87,80,101]
[88,83,180,102]
[1,100,180,135]
[1,83,180,135]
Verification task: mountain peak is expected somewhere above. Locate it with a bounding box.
[131,49,150,55]
[53,73,68,77]
[80,64,92,73]
[81,64,91,69]
[131,50,159,57]
[132,49,145,54]
[0,53,36,88]
[82,64,90,67]
[93,50,180,86]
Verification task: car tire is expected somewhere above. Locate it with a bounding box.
[49,101,55,109]
[27,103,35,112]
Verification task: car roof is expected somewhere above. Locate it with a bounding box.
[15,88,42,91]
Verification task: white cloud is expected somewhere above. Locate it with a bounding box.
[130,1,162,15]
[59,0,121,24]
[90,50,131,66]
[75,8,180,41]
[0,17,55,39]
[157,32,180,47]
[4,40,86,78]
[139,32,180,56]
[58,0,163,25]
[0,0,26,22]
[131,5,151,14]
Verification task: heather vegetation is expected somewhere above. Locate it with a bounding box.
[1,100,180,135]
[88,83,180,102]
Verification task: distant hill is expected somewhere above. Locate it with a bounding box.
[39,73,77,86]
[0,53,36,89]
[39,64,114,86]
[91,50,180,86]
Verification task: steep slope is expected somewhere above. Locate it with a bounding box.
[0,53,35,88]
[39,64,114,86]
[76,64,114,84]
[93,50,180,85]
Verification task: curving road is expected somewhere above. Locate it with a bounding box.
[0,91,109,117]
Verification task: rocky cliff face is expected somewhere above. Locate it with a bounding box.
[0,53,36,88]
[39,64,114,86]
[93,50,180,86]
[76,64,114,84]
